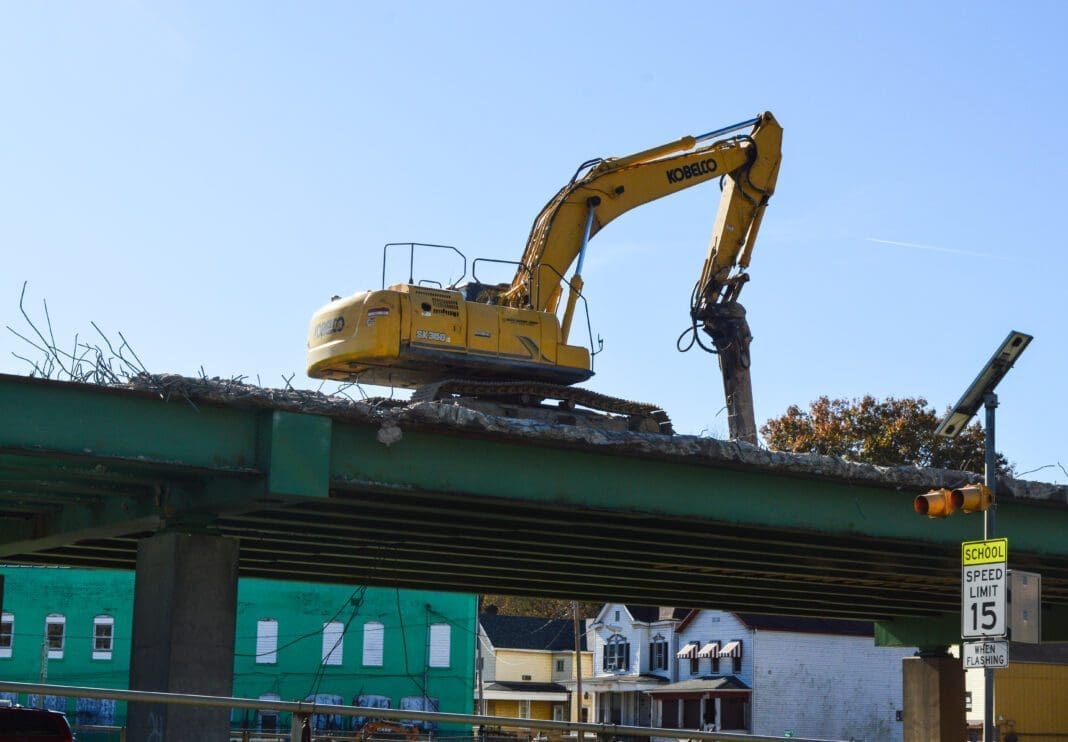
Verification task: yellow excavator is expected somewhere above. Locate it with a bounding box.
[307,112,782,439]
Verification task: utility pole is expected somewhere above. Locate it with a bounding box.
[933,330,1031,742]
[983,392,998,742]
[572,601,584,742]
[38,639,47,708]
[476,597,485,739]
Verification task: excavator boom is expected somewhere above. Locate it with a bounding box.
[506,114,782,325]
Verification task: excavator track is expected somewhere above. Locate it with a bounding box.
[412,379,673,434]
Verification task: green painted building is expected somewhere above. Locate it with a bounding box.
[0,565,477,733]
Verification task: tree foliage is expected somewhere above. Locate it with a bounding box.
[760,395,1011,475]
[480,595,602,619]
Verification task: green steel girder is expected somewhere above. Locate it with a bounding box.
[0,375,333,554]
[327,424,1068,556]
[4,372,1068,647]
[876,606,1068,645]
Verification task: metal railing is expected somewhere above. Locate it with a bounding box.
[0,681,846,742]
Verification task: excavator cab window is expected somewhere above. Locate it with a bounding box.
[458,281,507,303]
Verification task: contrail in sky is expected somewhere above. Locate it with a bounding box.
[865,237,1003,259]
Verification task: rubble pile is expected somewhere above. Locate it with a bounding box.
[122,374,1067,505]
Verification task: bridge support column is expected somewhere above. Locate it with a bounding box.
[902,652,966,742]
[127,531,239,742]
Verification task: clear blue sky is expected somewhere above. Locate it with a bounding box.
[3,2,1066,483]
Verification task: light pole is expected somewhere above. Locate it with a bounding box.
[935,330,1032,742]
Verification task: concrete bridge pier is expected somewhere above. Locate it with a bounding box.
[126,530,239,742]
[902,651,966,742]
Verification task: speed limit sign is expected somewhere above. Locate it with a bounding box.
[962,538,1008,639]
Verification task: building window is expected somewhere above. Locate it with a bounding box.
[0,613,13,658]
[518,700,531,719]
[258,694,281,731]
[45,615,65,659]
[720,639,743,674]
[256,619,278,664]
[322,621,344,665]
[362,621,384,666]
[76,698,116,726]
[92,615,114,660]
[650,634,668,671]
[555,658,565,672]
[429,623,450,668]
[604,634,629,672]
[614,610,620,622]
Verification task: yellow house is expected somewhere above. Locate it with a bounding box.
[477,611,594,726]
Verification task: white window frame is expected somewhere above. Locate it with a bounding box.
[605,634,629,672]
[362,621,384,667]
[428,623,450,668]
[259,693,281,731]
[0,613,13,658]
[518,699,531,719]
[92,615,114,660]
[651,634,668,671]
[256,619,278,665]
[46,614,65,659]
[322,621,344,666]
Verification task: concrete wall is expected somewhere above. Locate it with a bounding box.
[750,630,911,742]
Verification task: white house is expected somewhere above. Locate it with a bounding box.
[649,610,914,740]
[584,605,914,740]
[583,604,690,727]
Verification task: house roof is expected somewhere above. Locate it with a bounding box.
[480,613,587,651]
[1008,642,1068,664]
[585,672,672,688]
[645,676,751,694]
[599,605,691,624]
[734,613,874,637]
[485,681,569,694]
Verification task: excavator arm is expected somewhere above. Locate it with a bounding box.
[504,113,782,321]
[505,113,782,443]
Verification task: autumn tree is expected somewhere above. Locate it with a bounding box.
[479,595,602,618]
[760,395,1011,475]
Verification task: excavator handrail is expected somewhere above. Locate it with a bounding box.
[531,260,602,363]
[381,242,467,290]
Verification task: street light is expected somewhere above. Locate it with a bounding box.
[934,331,1032,439]
[934,329,1032,742]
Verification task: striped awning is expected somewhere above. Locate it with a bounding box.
[719,640,743,658]
[676,642,699,659]
[696,642,719,658]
